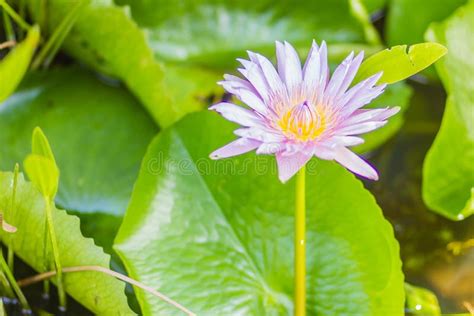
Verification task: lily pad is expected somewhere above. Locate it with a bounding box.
[114,111,404,315]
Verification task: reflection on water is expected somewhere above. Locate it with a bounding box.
[366,80,474,313]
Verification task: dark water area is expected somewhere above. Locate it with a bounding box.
[1,253,92,315]
[367,80,474,313]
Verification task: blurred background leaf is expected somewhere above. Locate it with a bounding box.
[386,0,467,46]
[0,67,158,217]
[114,0,374,67]
[23,0,220,128]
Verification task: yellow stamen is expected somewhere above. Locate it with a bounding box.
[278,101,326,141]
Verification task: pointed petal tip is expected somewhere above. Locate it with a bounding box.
[209,153,220,160]
[278,174,289,183]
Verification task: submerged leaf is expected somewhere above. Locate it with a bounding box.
[0,26,40,102]
[423,0,474,220]
[114,111,404,315]
[0,172,133,315]
[354,43,447,84]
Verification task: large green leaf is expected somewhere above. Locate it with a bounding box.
[0,172,133,315]
[114,111,404,315]
[423,1,474,220]
[0,67,157,216]
[114,0,374,68]
[353,43,447,84]
[24,0,220,127]
[386,0,467,45]
[0,26,40,102]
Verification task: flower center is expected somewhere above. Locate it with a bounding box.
[278,101,326,141]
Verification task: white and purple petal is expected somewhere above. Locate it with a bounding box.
[333,146,379,180]
[210,138,261,160]
[276,151,313,183]
[210,102,264,127]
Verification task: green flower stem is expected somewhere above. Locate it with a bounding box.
[295,166,306,316]
[0,252,30,310]
[0,0,30,31]
[44,197,66,309]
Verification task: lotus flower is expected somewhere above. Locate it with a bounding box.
[210,41,399,182]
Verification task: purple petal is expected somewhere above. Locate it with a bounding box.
[256,143,285,154]
[325,51,355,100]
[343,107,400,126]
[317,41,330,98]
[313,144,336,160]
[275,41,286,81]
[253,52,286,96]
[337,51,364,96]
[303,40,323,98]
[283,41,303,97]
[220,74,256,95]
[338,73,385,116]
[276,151,312,183]
[328,136,365,147]
[337,121,387,135]
[210,138,261,160]
[237,59,271,101]
[209,102,263,127]
[238,89,268,114]
[333,147,379,180]
[234,127,285,142]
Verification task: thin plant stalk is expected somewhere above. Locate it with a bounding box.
[294,166,306,316]
[0,0,30,31]
[17,265,196,316]
[2,7,15,41]
[32,0,85,69]
[44,197,66,309]
[7,163,20,272]
[17,0,25,39]
[0,252,30,310]
[42,215,50,298]
[0,268,14,298]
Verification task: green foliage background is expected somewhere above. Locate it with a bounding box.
[0,0,472,315]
